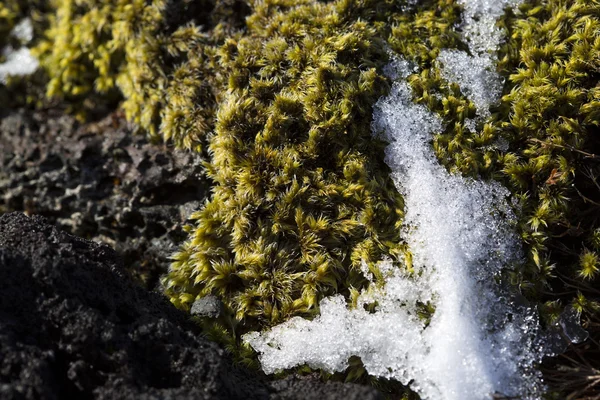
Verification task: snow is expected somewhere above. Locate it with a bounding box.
[0,18,39,84]
[437,49,501,119]
[0,48,39,84]
[11,18,34,44]
[244,71,545,399]
[458,0,522,56]
[437,0,524,119]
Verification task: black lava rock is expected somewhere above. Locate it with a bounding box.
[0,109,209,289]
[191,295,224,319]
[0,212,383,400]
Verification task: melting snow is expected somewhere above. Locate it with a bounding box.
[437,0,523,118]
[244,63,545,398]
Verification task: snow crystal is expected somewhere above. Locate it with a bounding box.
[437,49,501,118]
[382,54,415,80]
[458,0,522,56]
[0,19,39,84]
[245,75,545,400]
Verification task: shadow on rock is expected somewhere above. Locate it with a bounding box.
[0,212,382,400]
[0,109,209,289]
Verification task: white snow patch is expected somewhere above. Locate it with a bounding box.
[437,0,523,118]
[244,75,544,400]
[0,47,39,84]
[437,49,501,119]
[458,0,522,56]
[11,18,34,44]
[382,54,416,80]
[0,18,39,84]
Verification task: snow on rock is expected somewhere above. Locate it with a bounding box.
[244,61,545,399]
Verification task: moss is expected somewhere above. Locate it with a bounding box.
[164,0,407,330]
[30,0,247,148]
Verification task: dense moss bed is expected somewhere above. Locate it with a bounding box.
[1,0,599,398]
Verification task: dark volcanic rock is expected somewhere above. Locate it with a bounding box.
[0,213,383,400]
[0,109,209,288]
[191,295,224,319]
[269,376,385,400]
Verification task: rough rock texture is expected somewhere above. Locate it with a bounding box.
[0,108,209,289]
[0,212,383,400]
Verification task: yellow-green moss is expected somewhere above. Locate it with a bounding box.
[164,0,408,331]
[31,0,246,148]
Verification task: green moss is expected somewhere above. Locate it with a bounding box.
[164,0,407,330]
[30,0,247,148]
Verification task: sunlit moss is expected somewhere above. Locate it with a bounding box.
[31,0,247,148]
[164,0,408,332]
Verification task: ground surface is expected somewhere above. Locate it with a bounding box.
[0,108,208,289]
[0,211,383,400]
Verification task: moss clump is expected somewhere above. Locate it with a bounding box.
[498,0,600,299]
[32,0,249,148]
[164,0,407,331]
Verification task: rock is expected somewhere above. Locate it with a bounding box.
[191,295,224,319]
[0,108,209,289]
[0,212,383,400]
[269,375,384,400]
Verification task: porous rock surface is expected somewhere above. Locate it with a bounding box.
[0,108,208,288]
[0,212,382,400]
